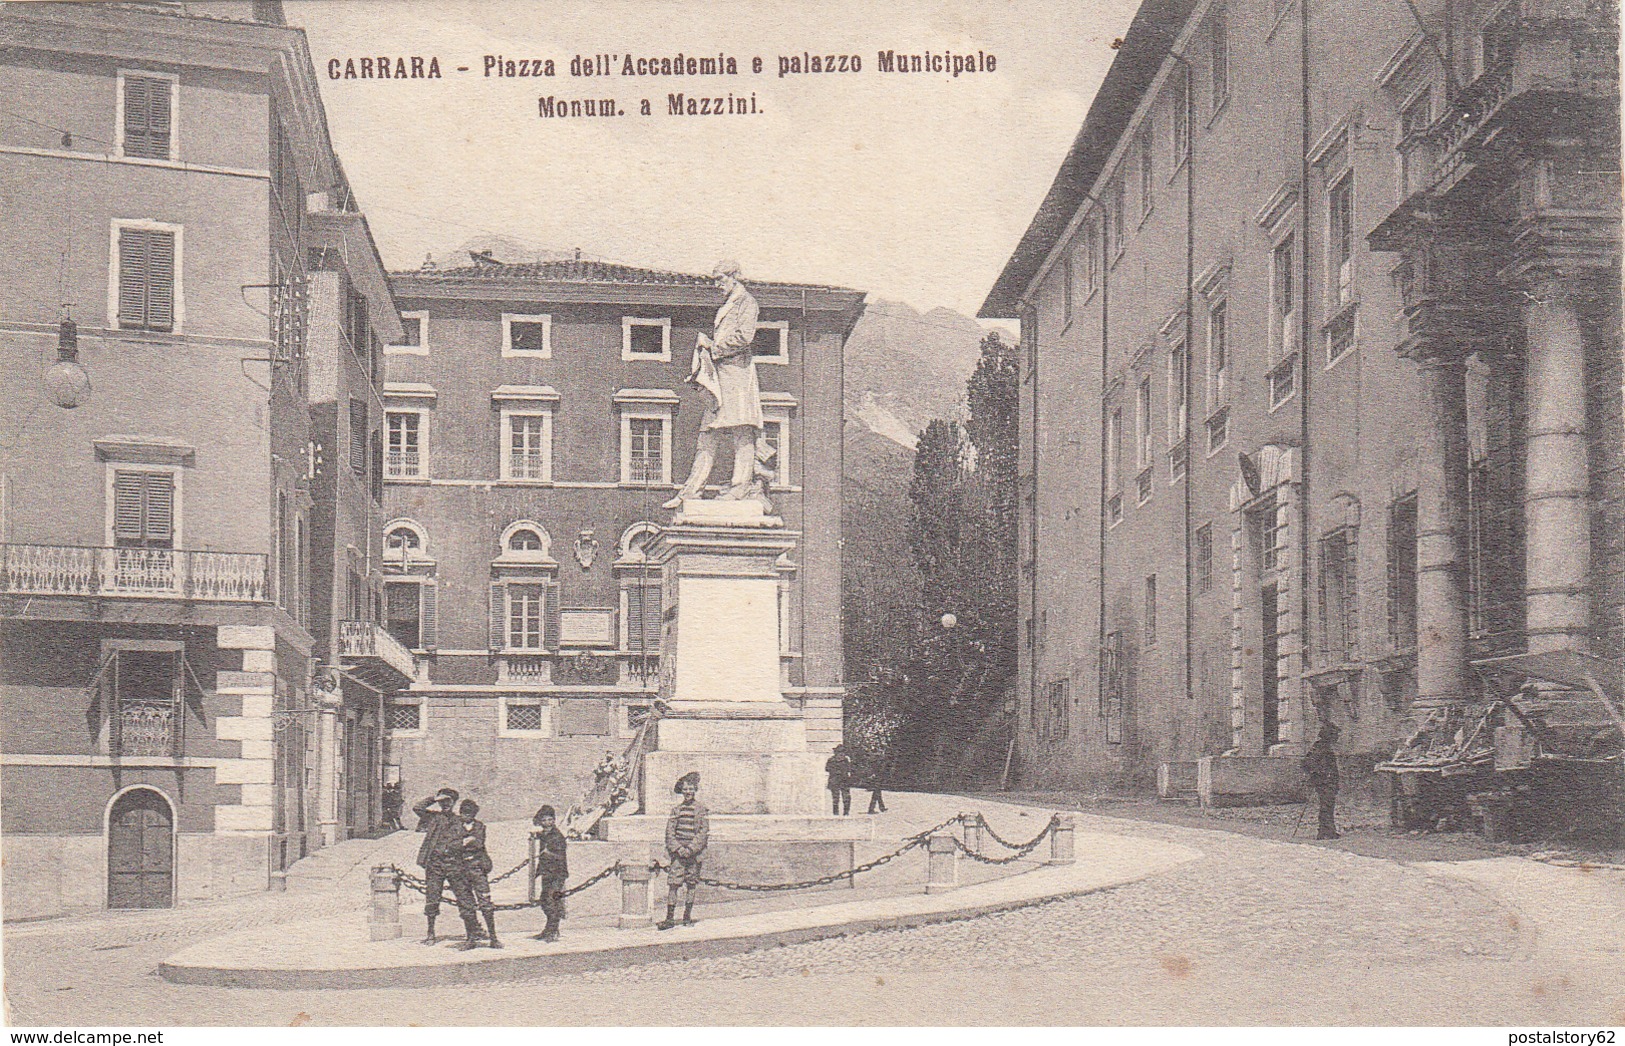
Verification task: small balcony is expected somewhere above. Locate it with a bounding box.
[0,544,269,602]
[1410,1,1618,198]
[113,703,180,758]
[337,620,417,690]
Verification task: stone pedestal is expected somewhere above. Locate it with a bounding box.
[645,513,821,815]
[626,504,872,894]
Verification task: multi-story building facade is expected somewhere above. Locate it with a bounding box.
[982,0,1620,793]
[381,257,865,821]
[0,1,407,918]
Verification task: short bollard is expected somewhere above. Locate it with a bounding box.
[618,862,653,929]
[267,870,288,893]
[369,865,402,941]
[1047,812,1075,866]
[960,812,985,853]
[925,833,958,894]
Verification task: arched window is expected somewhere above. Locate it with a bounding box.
[498,520,553,563]
[383,519,428,561]
[616,521,662,563]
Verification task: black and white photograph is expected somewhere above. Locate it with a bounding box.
[0,0,1621,1030]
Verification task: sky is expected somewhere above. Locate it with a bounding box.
[295,0,1142,316]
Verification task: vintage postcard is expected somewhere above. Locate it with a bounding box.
[0,0,1621,1031]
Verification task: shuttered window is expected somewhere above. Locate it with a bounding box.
[121,74,173,160]
[116,227,176,332]
[112,471,175,548]
[508,584,546,649]
[349,398,368,476]
[625,584,662,653]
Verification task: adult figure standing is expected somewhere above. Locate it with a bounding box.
[825,744,855,816]
[663,260,762,508]
[412,787,471,943]
[1301,723,1342,840]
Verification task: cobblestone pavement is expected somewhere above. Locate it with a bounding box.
[5,796,1622,1026]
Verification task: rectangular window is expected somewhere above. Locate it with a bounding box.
[1327,171,1354,306]
[502,411,552,482]
[348,397,368,477]
[103,646,183,758]
[1387,494,1418,650]
[1171,71,1189,168]
[1207,301,1229,407]
[625,583,662,653]
[1144,574,1158,645]
[1326,308,1357,367]
[507,583,546,649]
[1106,406,1122,493]
[1206,406,1230,455]
[1210,4,1229,109]
[502,314,552,358]
[387,699,421,733]
[111,470,175,548]
[1195,523,1214,593]
[1167,341,1188,444]
[1268,355,1297,410]
[390,311,427,355]
[1109,181,1125,258]
[751,321,790,364]
[626,417,666,484]
[115,226,177,332]
[1261,497,1287,572]
[1273,234,1297,359]
[385,412,423,478]
[119,72,174,160]
[622,317,671,361]
[1062,255,1074,325]
[1399,88,1432,196]
[1084,223,1099,294]
[385,581,423,650]
[1047,679,1070,741]
[1139,125,1154,217]
[346,291,370,357]
[1318,527,1359,663]
[504,697,546,733]
[1135,376,1154,469]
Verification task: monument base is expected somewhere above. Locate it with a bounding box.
[648,700,825,815]
[604,813,874,896]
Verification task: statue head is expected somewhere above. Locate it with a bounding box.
[712,259,743,289]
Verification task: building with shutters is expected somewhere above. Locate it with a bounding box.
[980,0,1620,798]
[379,257,866,821]
[0,1,409,918]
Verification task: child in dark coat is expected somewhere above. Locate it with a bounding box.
[531,804,569,942]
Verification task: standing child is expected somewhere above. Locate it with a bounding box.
[657,772,709,930]
[454,798,501,950]
[530,804,569,942]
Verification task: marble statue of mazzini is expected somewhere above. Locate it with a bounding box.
[663,260,774,508]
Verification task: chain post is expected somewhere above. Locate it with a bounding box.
[369,865,402,941]
[960,811,985,853]
[1047,812,1075,865]
[925,832,958,894]
[618,859,653,928]
[527,828,542,904]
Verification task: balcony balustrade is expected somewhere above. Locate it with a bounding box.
[337,620,417,690]
[0,544,269,602]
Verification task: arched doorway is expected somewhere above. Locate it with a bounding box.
[106,787,174,909]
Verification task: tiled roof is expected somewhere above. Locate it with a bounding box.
[393,257,851,292]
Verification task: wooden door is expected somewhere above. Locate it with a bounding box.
[107,789,173,909]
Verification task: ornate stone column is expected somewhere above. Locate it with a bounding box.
[1412,350,1471,707]
[1521,274,1592,654]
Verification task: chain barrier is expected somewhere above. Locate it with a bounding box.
[487,855,532,886]
[381,810,1048,908]
[386,861,620,912]
[977,813,1057,851]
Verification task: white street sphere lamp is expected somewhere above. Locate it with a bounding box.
[940,612,957,630]
[44,318,90,409]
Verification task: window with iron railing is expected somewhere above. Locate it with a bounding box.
[386,412,423,478]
